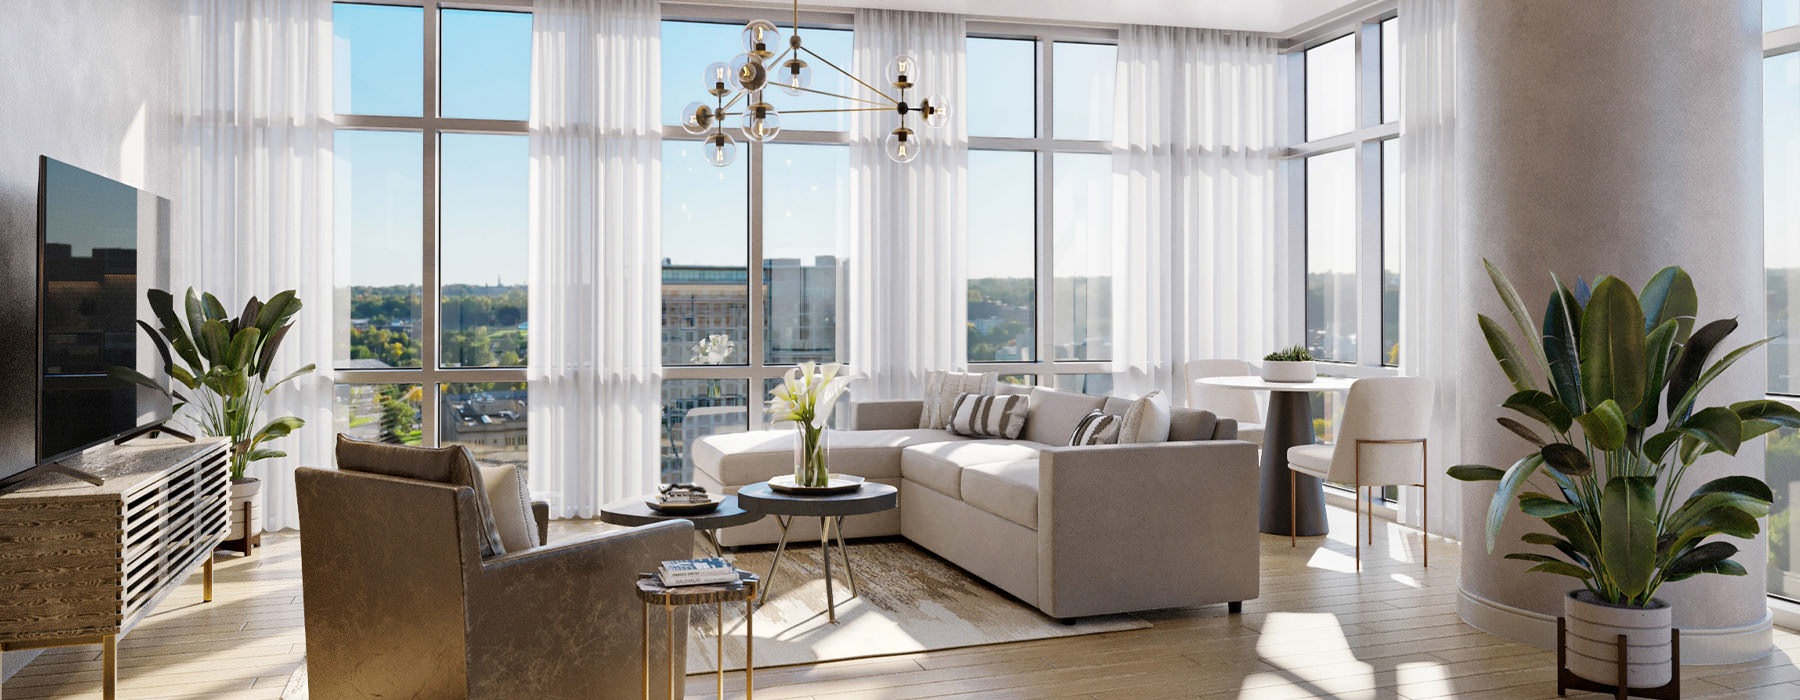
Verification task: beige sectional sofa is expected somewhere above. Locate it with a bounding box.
[690,386,1261,619]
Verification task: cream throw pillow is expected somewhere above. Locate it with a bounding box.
[919,370,999,429]
[479,464,537,553]
[1118,391,1173,443]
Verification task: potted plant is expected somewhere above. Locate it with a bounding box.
[1261,345,1317,383]
[111,288,316,550]
[1449,261,1792,689]
[766,361,853,487]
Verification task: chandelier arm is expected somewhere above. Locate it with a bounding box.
[721,90,748,112]
[799,45,899,105]
[783,84,892,108]
[779,107,894,114]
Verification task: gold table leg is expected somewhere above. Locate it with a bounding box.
[202,555,214,603]
[715,601,724,700]
[665,603,675,700]
[641,602,650,700]
[102,635,116,700]
[757,516,793,607]
[819,516,837,623]
[745,587,754,700]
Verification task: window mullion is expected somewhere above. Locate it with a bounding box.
[1035,33,1054,386]
[420,2,443,446]
[747,139,766,429]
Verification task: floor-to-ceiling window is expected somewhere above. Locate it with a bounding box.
[330,1,531,470]
[659,16,853,482]
[1761,0,1800,600]
[964,27,1118,395]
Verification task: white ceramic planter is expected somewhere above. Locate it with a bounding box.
[1563,590,1673,688]
[1261,360,1317,383]
[229,477,264,540]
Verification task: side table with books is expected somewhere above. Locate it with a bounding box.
[637,562,758,700]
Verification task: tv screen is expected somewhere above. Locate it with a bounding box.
[34,156,173,468]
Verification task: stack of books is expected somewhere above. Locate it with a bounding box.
[657,557,740,587]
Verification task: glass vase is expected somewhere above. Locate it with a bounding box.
[793,421,829,487]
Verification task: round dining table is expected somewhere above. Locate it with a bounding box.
[1194,375,1355,536]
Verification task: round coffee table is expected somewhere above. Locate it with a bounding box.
[735,480,899,623]
[600,495,764,557]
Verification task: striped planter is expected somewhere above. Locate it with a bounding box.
[1563,590,1674,688]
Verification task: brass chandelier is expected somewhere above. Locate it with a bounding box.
[679,0,950,166]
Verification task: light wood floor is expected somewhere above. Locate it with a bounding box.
[7,504,1800,699]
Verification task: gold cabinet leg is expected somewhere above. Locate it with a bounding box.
[641,603,650,700]
[203,555,214,603]
[102,635,117,700]
[715,601,724,700]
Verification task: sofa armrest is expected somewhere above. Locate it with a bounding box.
[848,399,923,430]
[531,500,550,546]
[1214,418,1238,440]
[467,520,694,698]
[1036,440,1260,618]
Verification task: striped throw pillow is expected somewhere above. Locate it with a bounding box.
[948,392,1029,439]
[1068,409,1121,446]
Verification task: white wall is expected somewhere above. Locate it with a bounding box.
[0,0,183,681]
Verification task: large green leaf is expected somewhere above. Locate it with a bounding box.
[256,322,293,381]
[1666,318,1737,419]
[198,319,232,365]
[1486,453,1547,553]
[1644,429,1683,463]
[1498,417,1546,446]
[1527,560,1597,581]
[1600,476,1658,600]
[1668,336,1775,423]
[1731,400,1800,442]
[106,366,168,395]
[1575,399,1628,451]
[1485,259,1552,378]
[253,416,306,444]
[1503,390,1574,434]
[1663,541,1741,582]
[1519,493,1581,517]
[1540,442,1593,476]
[1666,491,1771,537]
[1579,277,1647,415]
[225,327,262,373]
[1632,319,1679,428]
[237,297,263,334]
[1523,532,1591,567]
[1448,465,1504,481]
[1544,511,1602,566]
[1691,474,1775,503]
[184,288,207,346]
[1543,276,1585,414]
[253,290,303,337]
[200,292,229,322]
[1639,266,1697,343]
[1480,314,1538,393]
[263,363,317,394]
[1679,406,1744,457]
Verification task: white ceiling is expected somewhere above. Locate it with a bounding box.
[782,0,1370,34]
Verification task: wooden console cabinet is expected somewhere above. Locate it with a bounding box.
[0,439,230,699]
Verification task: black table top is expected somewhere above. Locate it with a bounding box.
[735,481,900,517]
[599,495,765,529]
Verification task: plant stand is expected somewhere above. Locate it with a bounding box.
[1557,616,1681,700]
[217,497,260,557]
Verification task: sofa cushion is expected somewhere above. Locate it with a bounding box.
[694,428,964,485]
[900,440,1044,499]
[947,392,1029,439]
[1168,408,1221,442]
[1068,409,1122,446]
[335,434,509,558]
[961,459,1040,529]
[920,370,998,429]
[1024,388,1108,445]
[1119,391,1172,443]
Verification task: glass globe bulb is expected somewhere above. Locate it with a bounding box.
[741,103,782,143]
[777,57,813,96]
[741,19,781,54]
[680,102,714,135]
[884,128,919,164]
[886,54,918,86]
[921,94,951,128]
[703,62,733,96]
[729,53,768,92]
[704,131,738,167]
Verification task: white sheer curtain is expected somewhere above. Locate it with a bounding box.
[176,0,335,531]
[527,0,661,518]
[846,9,968,399]
[1110,26,1278,397]
[1397,0,1462,537]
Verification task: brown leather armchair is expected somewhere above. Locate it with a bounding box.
[296,466,692,699]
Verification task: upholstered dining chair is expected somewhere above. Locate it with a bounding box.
[296,438,694,699]
[1285,376,1435,571]
[1184,359,1265,444]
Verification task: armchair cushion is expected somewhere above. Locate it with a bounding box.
[336,433,510,558]
[480,465,537,553]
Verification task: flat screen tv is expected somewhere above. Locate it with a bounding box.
[29,156,173,475]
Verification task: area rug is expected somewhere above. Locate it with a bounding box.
[681,539,1148,674]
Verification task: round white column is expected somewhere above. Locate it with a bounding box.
[1454,0,1769,663]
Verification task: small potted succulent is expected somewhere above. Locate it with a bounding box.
[1450,261,1790,689]
[1261,345,1317,383]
